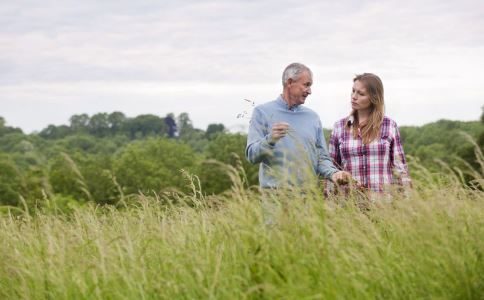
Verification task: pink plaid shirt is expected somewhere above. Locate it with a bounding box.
[329,116,411,192]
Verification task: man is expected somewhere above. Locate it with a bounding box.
[246,63,351,189]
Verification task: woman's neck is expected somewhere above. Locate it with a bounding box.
[356,109,371,126]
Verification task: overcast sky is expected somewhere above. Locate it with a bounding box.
[1,0,483,133]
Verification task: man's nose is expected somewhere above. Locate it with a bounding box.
[307,87,312,94]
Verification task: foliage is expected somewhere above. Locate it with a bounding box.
[49,153,119,205]
[206,123,226,140]
[114,138,198,195]
[0,113,482,208]
[0,117,23,137]
[0,154,26,206]
[199,133,258,194]
[400,119,482,154]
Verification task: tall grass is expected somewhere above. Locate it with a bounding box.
[0,159,483,299]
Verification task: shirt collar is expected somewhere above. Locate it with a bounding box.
[276,95,301,112]
[347,115,355,126]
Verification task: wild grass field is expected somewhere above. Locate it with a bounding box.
[0,158,483,299]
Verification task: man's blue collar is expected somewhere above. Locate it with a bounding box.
[276,95,301,112]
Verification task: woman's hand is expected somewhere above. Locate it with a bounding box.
[331,171,352,185]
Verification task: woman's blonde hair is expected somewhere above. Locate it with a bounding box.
[346,73,385,144]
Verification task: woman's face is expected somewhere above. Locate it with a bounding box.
[351,80,371,111]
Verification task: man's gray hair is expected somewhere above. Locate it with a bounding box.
[282,63,312,86]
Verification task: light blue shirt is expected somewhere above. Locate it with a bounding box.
[245,95,338,188]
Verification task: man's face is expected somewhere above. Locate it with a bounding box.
[288,70,312,106]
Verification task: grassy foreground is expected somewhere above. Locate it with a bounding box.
[0,174,483,299]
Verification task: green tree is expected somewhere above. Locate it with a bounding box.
[0,117,23,137]
[69,114,90,132]
[198,133,258,194]
[60,134,101,154]
[48,154,91,203]
[174,113,209,152]
[88,113,110,137]
[48,152,119,204]
[39,125,71,139]
[108,111,127,135]
[0,155,26,206]
[205,123,226,140]
[114,138,198,194]
[76,154,119,205]
[457,108,484,173]
[123,114,167,139]
[177,113,194,138]
[0,132,27,153]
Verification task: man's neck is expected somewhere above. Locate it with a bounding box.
[281,92,296,107]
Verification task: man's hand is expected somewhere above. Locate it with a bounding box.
[269,122,290,144]
[331,171,352,185]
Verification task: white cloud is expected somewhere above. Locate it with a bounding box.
[0,0,483,132]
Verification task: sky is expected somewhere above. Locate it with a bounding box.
[1,0,483,133]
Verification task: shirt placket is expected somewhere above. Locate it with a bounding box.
[362,144,369,188]
[357,128,369,188]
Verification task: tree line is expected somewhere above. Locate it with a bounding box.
[0,110,482,211]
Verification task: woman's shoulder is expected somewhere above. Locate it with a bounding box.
[382,116,399,127]
[381,117,401,138]
[333,116,350,128]
[330,117,350,137]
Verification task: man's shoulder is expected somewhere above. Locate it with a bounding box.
[255,99,278,110]
[253,99,279,116]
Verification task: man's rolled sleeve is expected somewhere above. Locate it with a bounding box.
[316,121,338,179]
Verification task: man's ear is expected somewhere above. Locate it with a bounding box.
[287,78,293,86]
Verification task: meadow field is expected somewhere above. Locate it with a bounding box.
[0,161,483,300]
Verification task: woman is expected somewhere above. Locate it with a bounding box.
[329,73,411,193]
